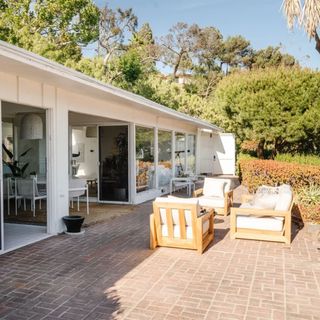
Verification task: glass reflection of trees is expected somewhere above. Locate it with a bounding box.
[187,134,196,174]
[175,133,186,176]
[158,130,172,187]
[136,126,154,192]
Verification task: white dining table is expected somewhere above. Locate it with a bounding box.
[170,177,195,196]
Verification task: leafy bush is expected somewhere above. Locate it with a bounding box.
[295,184,320,223]
[239,159,320,192]
[275,153,320,166]
[239,159,320,222]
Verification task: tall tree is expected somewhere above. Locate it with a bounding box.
[219,35,254,73]
[252,46,297,68]
[282,0,320,54]
[0,0,99,63]
[160,22,200,77]
[212,67,320,157]
[98,4,138,65]
[130,23,159,69]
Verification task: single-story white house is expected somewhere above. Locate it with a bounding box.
[0,40,235,253]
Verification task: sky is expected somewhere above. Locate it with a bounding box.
[93,0,319,70]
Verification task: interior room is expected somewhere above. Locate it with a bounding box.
[1,101,48,251]
[68,112,129,205]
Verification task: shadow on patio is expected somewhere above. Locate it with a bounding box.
[0,190,318,320]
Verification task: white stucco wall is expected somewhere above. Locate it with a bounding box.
[0,70,202,234]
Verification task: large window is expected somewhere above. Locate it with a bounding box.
[187,134,196,174]
[158,130,172,187]
[175,132,186,176]
[136,126,155,193]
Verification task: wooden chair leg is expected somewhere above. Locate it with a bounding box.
[150,214,157,249]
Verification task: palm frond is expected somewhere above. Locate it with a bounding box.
[282,0,302,29]
[302,0,320,38]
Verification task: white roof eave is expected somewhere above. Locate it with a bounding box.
[0,40,222,132]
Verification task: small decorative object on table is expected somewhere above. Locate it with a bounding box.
[62,215,85,235]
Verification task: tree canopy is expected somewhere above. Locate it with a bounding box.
[212,67,320,157]
[0,0,317,157]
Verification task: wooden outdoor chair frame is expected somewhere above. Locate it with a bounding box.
[150,201,214,254]
[193,188,233,216]
[230,194,293,244]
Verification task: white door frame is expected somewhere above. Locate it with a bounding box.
[97,123,130,204]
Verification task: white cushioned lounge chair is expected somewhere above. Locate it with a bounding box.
[193,178,233,216]
[150,197,214,254]
[230,184,294,244]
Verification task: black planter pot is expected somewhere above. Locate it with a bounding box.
[62,215,85,233]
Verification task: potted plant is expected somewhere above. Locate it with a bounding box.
[2,144,32,177]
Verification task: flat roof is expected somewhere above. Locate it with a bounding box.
[0,41,222,132]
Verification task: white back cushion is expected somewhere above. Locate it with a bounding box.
[252,193,279,210]
[275,185,293,211]
[203,178,226,198]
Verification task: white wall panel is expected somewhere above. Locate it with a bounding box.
[18,77,42,107]
[0,72,17,102]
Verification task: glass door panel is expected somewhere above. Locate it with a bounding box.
[99,126,129,202]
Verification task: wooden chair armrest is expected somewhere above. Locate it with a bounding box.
[241,194,254,203]
[231,207,290,217]
[193,188,203,198]
[198,209,214,222]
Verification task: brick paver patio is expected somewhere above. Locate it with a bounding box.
[0,200,319,320]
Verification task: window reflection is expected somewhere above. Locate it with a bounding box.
[175,133,186,177]
[187,134,196,174]
[136,126,154,193]
[158,130,172,187]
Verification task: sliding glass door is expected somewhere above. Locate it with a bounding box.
[98,125,129,202]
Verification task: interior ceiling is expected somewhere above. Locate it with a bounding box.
[69,111,121,126]
[1,101,44,119]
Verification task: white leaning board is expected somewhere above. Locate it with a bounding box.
[199,132,235,175]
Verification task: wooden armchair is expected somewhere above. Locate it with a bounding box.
[230,185,294,244]
[193,178,233,216]
[150,197,214,254]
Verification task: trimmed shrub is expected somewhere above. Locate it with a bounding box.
[275,153,320,166]
[239,159,320,223]
[239,159,320,192]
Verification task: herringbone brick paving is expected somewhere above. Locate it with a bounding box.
[0,200,319,320]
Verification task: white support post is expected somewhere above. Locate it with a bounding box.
[47,89,69,234]
[196,128,201,175]
[172,131,176,178]
[128,123,136,204]
[154,127,158,190]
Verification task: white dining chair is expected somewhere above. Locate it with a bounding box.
[69,178,89,214]
[3,177,15,215]
[15,178,47,217]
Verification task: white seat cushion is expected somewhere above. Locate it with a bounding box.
[236,215,284,231]
[199,196,224,208]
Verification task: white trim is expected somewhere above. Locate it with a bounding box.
[172,130,176,178]
[129,123,135,204]
[46,108,53,234]
[154,127,159,189]
[97,124,130,204]
[0,40,222,132]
